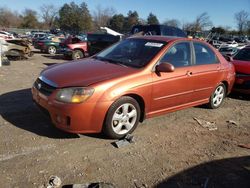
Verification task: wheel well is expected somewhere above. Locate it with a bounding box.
[48,45,56,48]
[74,48,85,54]
[125,94,145,122]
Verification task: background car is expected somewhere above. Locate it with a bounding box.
[61,34,120,60]
[219,47,238,56]
[31,32,48,45]
[4,39,33,59]
[131,24,187,37]
[231,46,250,94]
[60,36,88,59]
[34,37,65,55]
[0,31,15,39]
[221,41,238,48]
[32,36,235,139]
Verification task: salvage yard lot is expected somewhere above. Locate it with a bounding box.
[0,52,250,188]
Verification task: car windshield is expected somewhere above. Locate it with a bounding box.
[234,48,250,61]
[94,38,166,68]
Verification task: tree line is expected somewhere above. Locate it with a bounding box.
[0,1,249,35]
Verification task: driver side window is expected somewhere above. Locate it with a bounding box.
[159,42,191,68]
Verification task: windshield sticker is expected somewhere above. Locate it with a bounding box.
[145,42,163,47]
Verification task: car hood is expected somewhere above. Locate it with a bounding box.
[41,59,137,88]
[232,59,250,74]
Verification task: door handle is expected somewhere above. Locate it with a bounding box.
[186,71,193,76]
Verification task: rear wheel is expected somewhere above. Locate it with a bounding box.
[72,50,84,60]
[47,46,57,55]
[28,51,34,57]
[208,83,226,109]
[103,96,140,139]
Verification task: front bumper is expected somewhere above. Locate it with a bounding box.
[60,48,73,56]
[31,86,110,134]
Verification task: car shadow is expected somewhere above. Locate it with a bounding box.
[228,92,250,101]
[0,88,79,139]
[43,63,58,66]
[80,132,109,140]
[32,50,42,54]
[156,156,250,188]
[42,54,65,60]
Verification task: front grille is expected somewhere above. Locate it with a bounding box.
[34,78,56,96]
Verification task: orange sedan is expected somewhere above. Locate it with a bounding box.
[32,36,235,138]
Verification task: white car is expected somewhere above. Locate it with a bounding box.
[221,41,238,48]
[0,31,14,39]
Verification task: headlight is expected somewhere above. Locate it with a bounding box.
[56,87,94,103]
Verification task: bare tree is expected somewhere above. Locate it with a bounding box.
[0,7,21,28]
[193,12,212,31]
[234,10,249,34]
[163,19,181,28]
[40,4,58,29]
[93,5,116,28]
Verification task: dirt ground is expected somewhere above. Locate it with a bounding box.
[0,51,250,188]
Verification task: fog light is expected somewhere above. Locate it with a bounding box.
[56,115,70,126]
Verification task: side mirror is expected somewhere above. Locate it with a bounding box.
[223,55,233,62]
[156,62,175,73]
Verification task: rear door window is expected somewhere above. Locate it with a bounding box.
[194,43,218,65]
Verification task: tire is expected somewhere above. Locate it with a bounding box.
[72,50,84,60]
[47,46,57,55]
[103,96,141,139]
[28,51,34,57]
[208,83,226,109]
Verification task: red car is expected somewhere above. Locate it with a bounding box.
[61,37,88,60]
[232,46,250,94]
[32,36,235,138]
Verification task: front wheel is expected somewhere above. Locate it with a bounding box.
[103,96,140,139]
[208,83,226,109]
[72,50,84,60]
[47,46,57,55]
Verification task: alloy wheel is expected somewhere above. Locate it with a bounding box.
[212,85,225,107]
[48,46,56,55]
[111,103,137,135]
